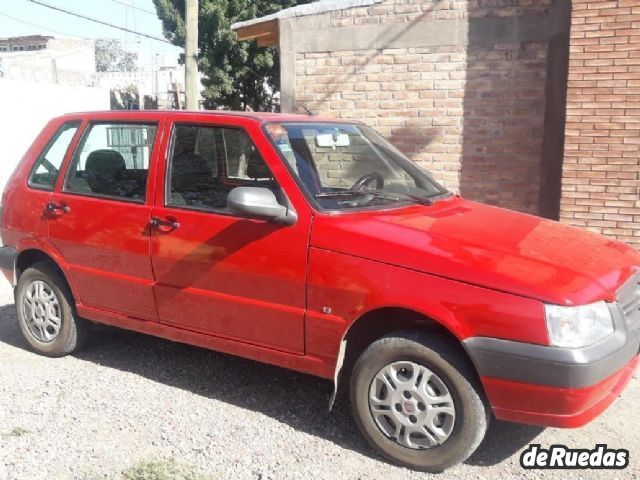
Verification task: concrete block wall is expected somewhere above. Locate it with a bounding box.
[281,0,569,215]
[0,38,96,87]
[560,0,640,246]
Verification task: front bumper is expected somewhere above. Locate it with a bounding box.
[479,354,638,428]
[463,287,640,428]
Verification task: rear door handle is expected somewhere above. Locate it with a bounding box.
[46,202,70,215]
[150,216,180,230]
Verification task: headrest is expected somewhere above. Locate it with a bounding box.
[85,149,126,178]
[246,151,272,180]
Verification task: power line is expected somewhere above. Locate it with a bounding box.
[111,0,156,16]
[25,0,174,45]
[0,11,91,39]
[0,10,162,58]
[131,0,138,37]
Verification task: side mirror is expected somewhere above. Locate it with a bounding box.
[227,187,297,226]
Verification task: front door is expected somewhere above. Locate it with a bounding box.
[48,119,162,321]
[149,119,310,354]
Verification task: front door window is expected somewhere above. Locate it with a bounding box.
[167,125,282,212]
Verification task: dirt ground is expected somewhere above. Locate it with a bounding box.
[0,279,637,480]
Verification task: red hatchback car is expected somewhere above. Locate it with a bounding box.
[1,111,639,471]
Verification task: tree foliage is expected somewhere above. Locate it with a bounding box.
[95,39,137,73]
[152,0,311,111]
[110,84,139,110]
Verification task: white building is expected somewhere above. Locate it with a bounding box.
[0,35,108,193]
[0,36,96,86]
[95,55,187,109]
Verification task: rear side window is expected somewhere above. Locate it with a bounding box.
[28,121,80,190]
[64,123,157,202]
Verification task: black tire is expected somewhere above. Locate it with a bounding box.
[350,331,489,472]
[15,262,90,357]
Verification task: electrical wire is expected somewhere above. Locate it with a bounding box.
[0,11,91,39]
[25,0,174,45]
[111,0,156,16]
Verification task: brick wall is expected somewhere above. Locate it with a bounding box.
[560,0,640,246]
[296,45,470,191]
[329,0,553,25]
[295,0,552,213]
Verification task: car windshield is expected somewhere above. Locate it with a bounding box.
[265,122,449,210]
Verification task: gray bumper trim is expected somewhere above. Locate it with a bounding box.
[463,305,640,388]
[0,246,16,272]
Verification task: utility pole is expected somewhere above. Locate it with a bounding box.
[185,0,199,110]
[137,38,143,110]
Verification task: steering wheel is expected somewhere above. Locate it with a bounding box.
[351,172,384,193]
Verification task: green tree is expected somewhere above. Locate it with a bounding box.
[153,0,311,111]
[95,39,137,72]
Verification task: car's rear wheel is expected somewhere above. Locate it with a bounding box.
[16,262,89,356]
[350,331,489,472]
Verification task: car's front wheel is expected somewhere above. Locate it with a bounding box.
[15,262,90,356]
[350,331,489,472]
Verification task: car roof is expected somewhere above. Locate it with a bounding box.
[57,110,359,125]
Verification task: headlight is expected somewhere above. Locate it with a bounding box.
[544,301,614,348]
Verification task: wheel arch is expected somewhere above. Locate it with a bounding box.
[329,306,482,410]
[15,248,77,300]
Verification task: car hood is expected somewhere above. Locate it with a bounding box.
[311,197,640,305]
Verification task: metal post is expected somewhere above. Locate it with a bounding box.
[185,0,199,110]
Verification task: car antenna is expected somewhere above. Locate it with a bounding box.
[297,102,314,116]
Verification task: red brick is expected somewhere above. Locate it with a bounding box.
[561,1,640,247]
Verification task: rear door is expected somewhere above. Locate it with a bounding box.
[15,119,83,247]
[48,116,164,321]
[149,116,311,354]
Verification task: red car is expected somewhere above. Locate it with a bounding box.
[1,111,639,471]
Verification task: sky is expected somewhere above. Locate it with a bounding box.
[0,0,183,63]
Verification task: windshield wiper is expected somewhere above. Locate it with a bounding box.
[315,190,434,206]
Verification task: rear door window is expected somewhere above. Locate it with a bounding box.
[28,121,81,190]
[64,123,157,202]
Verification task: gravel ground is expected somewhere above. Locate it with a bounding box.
[0,278,638,480]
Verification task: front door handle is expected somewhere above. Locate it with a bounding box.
[46,202,70,215]
[150,216,180,230]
